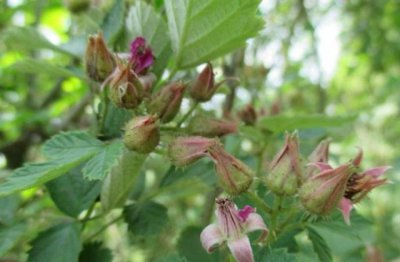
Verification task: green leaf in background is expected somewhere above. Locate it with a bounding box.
[46,165,101,218]
[0,194,20,226]
[177,226,221,262]
[0,223,26,257]
[101,150,147,212]
[165,0,264,69]
[306,226,333,262]
[258,114,357,133]
[155,254,188,262]
[123,201,168,236]
[2,26,76,56]
[28,223,82,262]
[43,131,103,160]
[126,1,172,76]
[82,140,123,180]
[101,102,132,138]
[10,58,86,79]
[79,242,113,262]
[102,0,125,45]
[255,248,297,262]
[0,132,103,197]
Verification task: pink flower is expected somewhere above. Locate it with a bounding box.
[200,198,268,262]
[339,150,390,224]
[130,37,154,74]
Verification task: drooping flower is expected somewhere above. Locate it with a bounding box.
[130,37,154,74]
[339,150,390,224]
[200,198,268,262]
[208,146,254,195]
[265,132,303,195]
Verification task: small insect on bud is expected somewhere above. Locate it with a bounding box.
[265,132,303,196]
[237,104,257,125]
[168,136,218,167]
[187,115,237,137]
[123,115,160,154]
[108,63,144,109]
[85,32,116,82]
[189,63,223,102]
[147,82,186,123]
[208,145,254,195]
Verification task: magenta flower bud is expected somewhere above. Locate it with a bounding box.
[148,82,186,123]
[85,32,116,82]
[237,104,257,126]
[306,139,331,177]
[208,145,254,195]
[266,132,303,195]
[299,163,354,215]
[200,198,268,262]
[130,37,154,75]
[168,136,218,167]
[108,63,144,109]
[189,63,223,102]
[187,115,237,137]
[123,115,160,154]
[338,150,390,224]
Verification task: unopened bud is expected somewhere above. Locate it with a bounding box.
[238,104,257,125]
[123,115,160,153]
[168,136,218,167]
[265,132,303,195]
[306,139,331,177]
[189,63,222,102]
[299,163,353,215]
[208,145,254,195]
[108,63,144,109]
[187,115,237,137]
[148,82,186,123]
[85,32,116,82]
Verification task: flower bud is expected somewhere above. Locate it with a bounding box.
[237,104,257,125]
[187,115,237,137]
[123,115,160,153]
[85,32,116,82]
[108,63,144,109]
[265,132,303,195]
[299,163,353,215]
[189,63,223,102]
[306,139,330,177]
[168,136,218,167]
[130,37,154,74]
[148,82,186,123]
[208,145,254,195]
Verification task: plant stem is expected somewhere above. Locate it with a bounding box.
[176,101,198,127]
[81,202,97,231]
[98,88,109,134]
[245,191,272,215]
[85,214,123,241]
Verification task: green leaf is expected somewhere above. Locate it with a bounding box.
[0,132,103,197]
[0,194,20,226]
[2,27,76,56]
[102,0,125,45]
[165,0,264,69]
[155,254,188,262]
[258,114,357,133]
[255,248,297,262]
[28,223,82,262]
[79,242,112,262]
[10,58,86,79]
[306,226,333,262]
[123,201,168,236]
[177,226,220,262]
[43,131,103,160]
[101,150,147,212]
[46,165,101,217]
[101,102,132,138]
[126,1,172,76]
[0,224,26,257]
[82,140,123,180]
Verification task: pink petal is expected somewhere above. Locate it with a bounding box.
[237,205,255,222]
[338,198,353,225]
[308,162,332,171]
[363,166,391,178]
[244,213,269,242]
[227,237,254,262]
[200,224,225,253]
